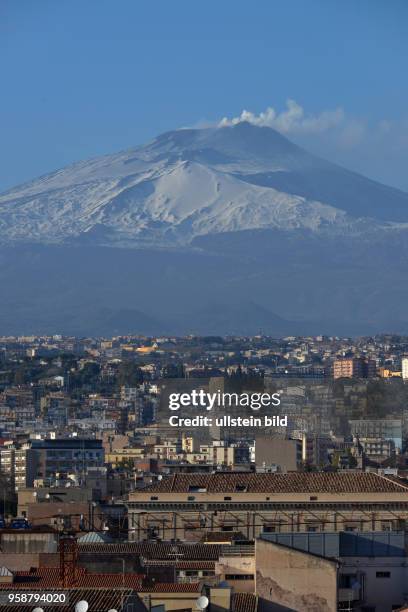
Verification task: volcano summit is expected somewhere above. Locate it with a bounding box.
[1,122,408,335]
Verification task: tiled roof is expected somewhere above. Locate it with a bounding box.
[141,472,408,494]
[141,560,215,570]
[79,541,222,559]
[232,593,258,612]
[0,567,143,590]
[202,531,246,542]
[0,566,200,595]
[142,582,200,592]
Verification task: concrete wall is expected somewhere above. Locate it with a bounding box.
[215,555,255,593]
[255,538,337,612]
[340,557,408,611]
[139,591,202,611]
[255,437,300,472]
[0,553,40,571]
[0,531,58,554]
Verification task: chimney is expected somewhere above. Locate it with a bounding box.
[59,535,78,588]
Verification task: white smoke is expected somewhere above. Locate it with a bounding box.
[219,99,345,135]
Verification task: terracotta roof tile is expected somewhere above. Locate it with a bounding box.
[79,542,222,559]
[141,560,215,569]
[232,593,258,612]
[141,582,201,592]
[0,567,143,590]
[0,587,135,612]
[141,472,408,494]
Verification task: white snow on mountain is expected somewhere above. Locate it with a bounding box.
[1,122,407,247]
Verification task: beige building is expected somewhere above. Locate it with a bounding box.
[0,445,37,491]
[402,357,408,380]
[333,357,376,380]
[126,472,408,542]
[255,437,302,472]
[256,535,337,611]
[256,531,408,612]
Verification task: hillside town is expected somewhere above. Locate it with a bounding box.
[0,334,408,611]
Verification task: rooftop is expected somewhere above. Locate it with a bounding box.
[0,567,143,590]
[232,593,258,612]
[140,472,408,494]
[259,531,406,558]
[0,588,135,612]
[79,542,223,560]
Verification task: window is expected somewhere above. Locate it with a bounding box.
[339,574,357,589]
[150,496,158,500]
[187,496,195,501]
[376,571,391,578]
[225,574,254,580]
[224,496,232,501]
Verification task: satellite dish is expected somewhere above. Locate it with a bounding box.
[196,595,209,610]
[75,602,89,612]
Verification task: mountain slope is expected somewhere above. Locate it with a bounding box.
[1,122,408,249]
[1,122,408,335]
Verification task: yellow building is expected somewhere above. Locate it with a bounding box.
[106,447,145,467]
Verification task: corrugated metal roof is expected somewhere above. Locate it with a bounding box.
[77,531,113,544]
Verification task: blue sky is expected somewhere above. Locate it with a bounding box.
[1,0,407,191]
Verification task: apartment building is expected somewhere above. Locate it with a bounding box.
[30,438,104,480]
[257,531,408,612]
[333,358,376,380]
[255,437,302,472]
[0,445,38,490]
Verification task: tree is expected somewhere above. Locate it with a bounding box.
[117,361,144,388]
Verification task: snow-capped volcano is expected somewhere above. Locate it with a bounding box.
[2,122,408,335]
[1,122,408,247]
